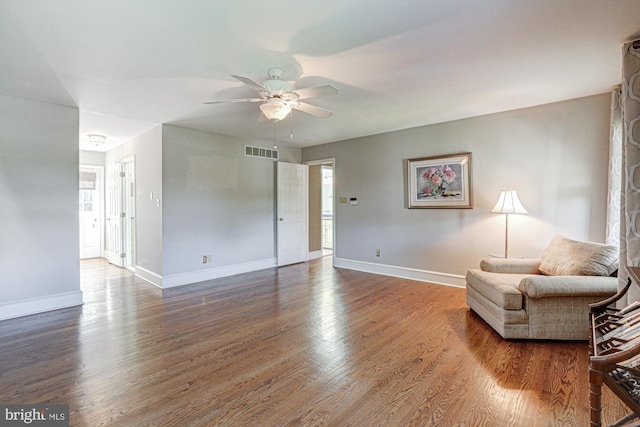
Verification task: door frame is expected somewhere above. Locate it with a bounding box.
[304,158,336,263]
[79,165,104,259]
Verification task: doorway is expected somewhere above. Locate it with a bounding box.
[305,159,335,260]
[321,165,333,256]
[79,166,103,259]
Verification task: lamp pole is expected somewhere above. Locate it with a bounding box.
[504,213,509,258]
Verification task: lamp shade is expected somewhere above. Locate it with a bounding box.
[491,190,527,214]
[259,99,291,121]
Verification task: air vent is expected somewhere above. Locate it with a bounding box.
[244,145,279,160]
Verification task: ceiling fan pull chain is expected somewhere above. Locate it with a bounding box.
[273,121,278,150]
[290,110,294,139]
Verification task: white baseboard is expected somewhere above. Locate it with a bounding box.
[135,257,464,289]
[140,258,277,289]
[135,266,163,288]
[0,291,84,321]
[333,258,466,288]
[309,250,323,260]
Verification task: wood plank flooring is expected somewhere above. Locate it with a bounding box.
[0,257,630,426]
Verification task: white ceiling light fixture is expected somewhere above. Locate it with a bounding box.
[88,134,106,146]
[205,68,338,122]
[259,98,292,122]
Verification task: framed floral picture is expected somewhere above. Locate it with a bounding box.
[407,152,473,209]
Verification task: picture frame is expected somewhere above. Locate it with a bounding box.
[407,152,473,209]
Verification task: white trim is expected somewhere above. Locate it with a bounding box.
[163,258,276,288]
[135,266,163,288]
[138,258,277,289]
[0,291,84,321]
[333,257,466,288]
[309,250,323,260]
[304,158,336,166]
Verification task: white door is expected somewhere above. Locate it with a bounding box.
[122,158,136,269]
[277,162,309,266]
[105,163,125,267]
[79,167,102,259]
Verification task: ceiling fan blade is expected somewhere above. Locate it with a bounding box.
[294,102,334,118]
[203,98,264,104]
[294,84,339,100]
[231,74,267,91]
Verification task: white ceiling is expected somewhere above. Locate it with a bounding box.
[1,1,639,151]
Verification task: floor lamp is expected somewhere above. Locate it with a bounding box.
[491,189,528,258]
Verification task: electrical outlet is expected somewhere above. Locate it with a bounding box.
[202,255,207,264]
[376,249,380,257]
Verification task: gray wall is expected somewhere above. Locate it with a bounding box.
[79,150,105,166]
[105,126,163,276]
[103,124,301,286]
[0,94,82,318]
[161,124,301,278]
[302,94,611,278]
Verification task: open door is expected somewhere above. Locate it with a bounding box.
[105,157,136,269]
[105,163,125,267]
[122,158,136,270]
[277,162,309,266]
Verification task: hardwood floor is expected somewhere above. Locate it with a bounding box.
[0,257,630,426]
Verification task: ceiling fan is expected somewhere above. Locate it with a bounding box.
[204,68,339,122]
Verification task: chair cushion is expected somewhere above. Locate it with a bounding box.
[538,235,618,277]
[465,269,531,310]
[480,258,541,274]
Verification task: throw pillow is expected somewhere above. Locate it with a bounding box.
[538,235,618,276]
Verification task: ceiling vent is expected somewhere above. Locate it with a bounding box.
[244,145,279,160]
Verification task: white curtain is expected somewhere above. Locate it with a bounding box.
[618,39,640,304]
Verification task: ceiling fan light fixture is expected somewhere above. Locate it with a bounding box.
[88,134,106,146]
[261,79,290,95]
[203,68,336,122]
[260,99,291,121]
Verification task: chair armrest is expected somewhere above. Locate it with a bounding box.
[518,275,618,299]
[480,258,541,274]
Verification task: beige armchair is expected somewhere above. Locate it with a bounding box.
[465,236,619,340]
